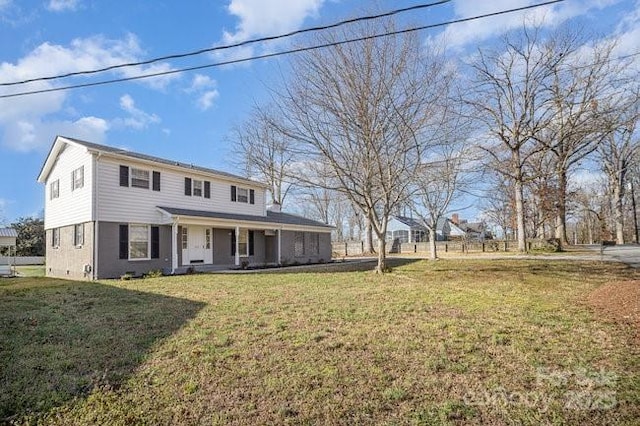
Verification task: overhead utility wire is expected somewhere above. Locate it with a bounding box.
[0,0,451,87]
[0,0,567,99]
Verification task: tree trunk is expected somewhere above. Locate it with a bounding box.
[554,169,569,247]
[375,237,387,273]
[515,178,527,252]
[365,217,375,254]
[429,227,437,260]
[613,182,624,244]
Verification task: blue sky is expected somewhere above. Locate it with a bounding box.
[0,0,638,224]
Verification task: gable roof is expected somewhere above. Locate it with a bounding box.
[0,228,18,238]
[157,206,334,230]
[458,222,485,233]
[393,215,425,229]
[38,136,265,187]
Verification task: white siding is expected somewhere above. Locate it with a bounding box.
[44,144,93,229]
[96,158,266,223]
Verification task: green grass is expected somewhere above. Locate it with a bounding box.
[14,265,46,277]
[1,259,638,425]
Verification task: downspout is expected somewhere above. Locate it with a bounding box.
[277,226,282,265]
[92,152,102,280]
[171,216,179,274]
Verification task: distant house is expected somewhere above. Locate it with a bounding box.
[37,136,333,279]
[377,215,451,243]
[385,216,428,243]
[377,214,491,246]
[0,228,18,276]
[449,214,492,241]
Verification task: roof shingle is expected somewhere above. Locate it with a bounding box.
[157,207,333,229]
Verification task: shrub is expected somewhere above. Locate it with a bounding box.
[144,269,163,279]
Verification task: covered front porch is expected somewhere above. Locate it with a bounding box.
[173,223,283,272]
[156,206,334,274]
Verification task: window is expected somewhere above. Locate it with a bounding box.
[51,228,60,248]
[185,178,210,197]
[294,232,305,257]
[193,180,203,197]
[129,225,149,259]
[119,224,159,260]
[237,188,248,203]
[231,185,255,204]
[231,229,253,257]
[50,179,59,200]
[120,166,160,191]
[238,229,248,256]
[393,230,409,244]
[73,223,84,247]
[182,227,188,249]
[131,168,150,189]
[412,230,426,243]
[309,233,319,255]
[71,166,84,190]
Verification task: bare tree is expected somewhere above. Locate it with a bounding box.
[597,91,640,243]
[466,24,557,252]
[410,106,475,259]
[540,34,623,245]
[229,106,296,206]
[273,19,450,272]
[573,178,609,244]
[480,174,516,241]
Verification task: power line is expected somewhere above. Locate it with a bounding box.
[1,0,567,99]
[0,0,451,87]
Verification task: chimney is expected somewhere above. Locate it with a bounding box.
[267,201,281,213]
[451,213,459,225]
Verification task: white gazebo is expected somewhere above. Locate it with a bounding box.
[0,228,18,277]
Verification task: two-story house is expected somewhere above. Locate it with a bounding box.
[37,136,333,279]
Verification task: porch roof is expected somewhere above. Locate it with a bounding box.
[157,207,333,231]
[0,228,17,247]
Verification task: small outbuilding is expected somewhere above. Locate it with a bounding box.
[0,227,18,277]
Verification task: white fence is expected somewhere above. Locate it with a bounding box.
[0,256,45,265]
[332,240,551,256]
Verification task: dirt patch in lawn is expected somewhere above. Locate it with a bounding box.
[588,280,640,342]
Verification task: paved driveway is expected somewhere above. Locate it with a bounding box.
[585,244,640,268]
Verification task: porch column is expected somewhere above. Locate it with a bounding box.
[277,227,282,265]
[235,225,240,266]
[171,220,178,273]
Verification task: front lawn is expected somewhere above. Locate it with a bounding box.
[1,259,638,425]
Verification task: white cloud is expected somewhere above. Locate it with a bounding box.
[0,0,11,11]
[433,0,621,50]
[189,73,216,91]
[0,34,174,151]
[2,115,108,152]
[116,94,160,129]
[197,91,219,111]
[186,74,219,111]
[46,0,79,12]
[217,0,324,62]
[223,0,324,43]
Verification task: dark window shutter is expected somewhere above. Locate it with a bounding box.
[231,229,236,256]
[184,177,192,196]
[249,230,254,256]
[231,185,237,202]
[152,171,161,191]
[120,166,129,187]
[119,225,128,259]
[204,181,210,199]
[151,226,160,259]
[249,189,255,205]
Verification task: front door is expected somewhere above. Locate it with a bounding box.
[182,226,213,264]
